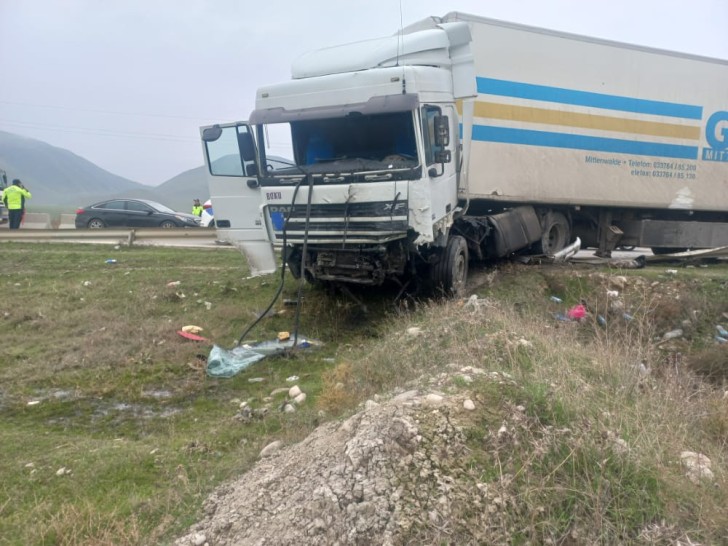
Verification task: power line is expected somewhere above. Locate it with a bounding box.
[0,99,222,123]
[0,118,199,143]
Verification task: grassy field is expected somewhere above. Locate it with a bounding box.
[1,243,726,545]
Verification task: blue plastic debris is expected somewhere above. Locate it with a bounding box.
[550,296,563,303]
[597,315,607,327]
[623,313,634,321]
[105,259,117,264]
[206,337,319,378]
[716,336,728,344]
[716,325,728,337]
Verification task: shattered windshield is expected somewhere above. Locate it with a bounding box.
[263,111,419,175]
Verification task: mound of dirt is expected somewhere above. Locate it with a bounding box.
[175,385,505,546]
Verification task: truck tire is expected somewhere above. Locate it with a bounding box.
[284,246,302,279]
[538,211,570,255]
[432,235,468,297]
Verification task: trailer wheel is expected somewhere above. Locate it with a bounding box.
[539,211,570,255]
[432,235,468,297]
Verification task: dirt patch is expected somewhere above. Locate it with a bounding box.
[174,387,500,546]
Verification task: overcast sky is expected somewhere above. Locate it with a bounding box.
[1,0,726,186]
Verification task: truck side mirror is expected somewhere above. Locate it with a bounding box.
[237,132,256,162]
[201,125,223,142]
[434,115,450,147]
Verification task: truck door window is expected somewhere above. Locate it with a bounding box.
[422,106,443,166]
[204,125,256,177]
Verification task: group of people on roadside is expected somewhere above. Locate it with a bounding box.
[1,183,206,230]
[1,179,31,230]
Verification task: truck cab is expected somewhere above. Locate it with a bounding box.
[201,23,497,294]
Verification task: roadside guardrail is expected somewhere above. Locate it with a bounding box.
[0,228,217,246]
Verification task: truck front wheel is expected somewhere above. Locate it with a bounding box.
[432,235,468,297]
[539,211,571,255]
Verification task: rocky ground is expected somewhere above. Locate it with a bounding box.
[174,368,518,546]
[174,266,727,546]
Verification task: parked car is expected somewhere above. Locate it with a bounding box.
[75,198,201,229]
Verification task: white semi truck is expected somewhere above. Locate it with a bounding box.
[201,12,728,294]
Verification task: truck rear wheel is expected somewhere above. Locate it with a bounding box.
[539,211,570,255]
[432,235,468,297]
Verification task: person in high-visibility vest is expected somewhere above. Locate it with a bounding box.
[192,198,203,217]
[3,179,31,230]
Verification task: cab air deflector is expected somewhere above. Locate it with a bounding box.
[249,94,419,124]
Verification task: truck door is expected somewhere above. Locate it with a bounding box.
[200,123,277,276]
[422,105,459,229]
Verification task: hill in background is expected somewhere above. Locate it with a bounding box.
[0,131,209,212]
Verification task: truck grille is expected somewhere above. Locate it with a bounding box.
[268,201,408,243]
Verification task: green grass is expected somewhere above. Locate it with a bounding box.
[1,243,727,545]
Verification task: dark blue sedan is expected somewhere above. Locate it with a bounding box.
[75,199,201,229]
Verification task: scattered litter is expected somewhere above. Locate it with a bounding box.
[82,281,92,287]
[607,255,645,269]
[177,330,209,342]
[716,325,728,338]
[105,259,117,264]
[597,315,607,327]
[623,313,634,321]
[203,301,212,310]
[715,336,727,344]
[206,337,319,378]
[662,329,683,341]
[181,325,204,334]
[606,290,619,298]
[27,400,40,406]
[277,331,291,341]
[283,299,299,306]
[286,375,299,382]
[406,327,423,337]
[665,269,678,275]
[549,296,562,303]
[566,303,587,320]
[248,377,265,383]
[207,346,266,378]
[55,467,72,476]
[166,281,181,287]
[553,312,570,322]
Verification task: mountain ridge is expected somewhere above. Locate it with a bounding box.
[0,131,209,212]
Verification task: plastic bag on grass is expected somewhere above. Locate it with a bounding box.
[207,345,266,378]
[206,337,319,378]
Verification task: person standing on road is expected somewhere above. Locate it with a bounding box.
[3,179,31,230]
[192,198,203,217]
